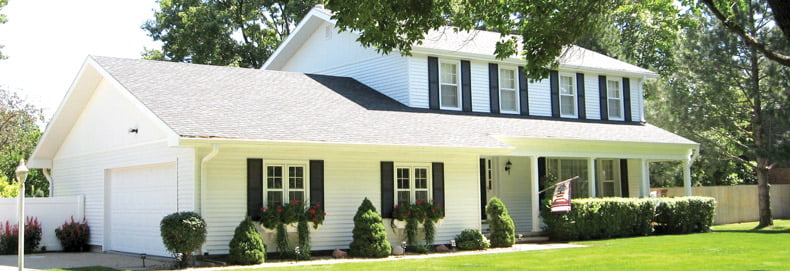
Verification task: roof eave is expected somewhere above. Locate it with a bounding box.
[262,7,334,70]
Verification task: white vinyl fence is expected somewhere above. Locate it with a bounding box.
[654,184,790,225]
[0,196,85,251]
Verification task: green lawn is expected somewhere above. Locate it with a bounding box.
[226,220,789,271]
[44,220,790,271]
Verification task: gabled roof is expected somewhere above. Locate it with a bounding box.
[87,57,693,148]
[264,6,658,78]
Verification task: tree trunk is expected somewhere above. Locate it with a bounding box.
[756,160,773,228]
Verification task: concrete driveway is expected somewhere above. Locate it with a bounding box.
[0,252,174,271]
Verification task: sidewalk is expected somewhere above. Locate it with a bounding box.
[0,252,173,271]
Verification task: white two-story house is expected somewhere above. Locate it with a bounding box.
[28,6,698,257]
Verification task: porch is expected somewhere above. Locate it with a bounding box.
[481,136,699,233]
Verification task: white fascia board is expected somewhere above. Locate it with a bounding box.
[178,137,513,155]
[494,135,698,160]
[262,8,334,70]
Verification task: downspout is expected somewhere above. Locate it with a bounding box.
[200,144,220,216]
[42,168,53,197]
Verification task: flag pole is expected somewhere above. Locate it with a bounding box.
[537,176,579,194]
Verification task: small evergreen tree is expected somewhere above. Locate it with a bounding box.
[486,197,515,247]
[349,198,391,258]
[228,217,266,265]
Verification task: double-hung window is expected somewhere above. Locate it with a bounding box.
[265,161,308,206]
[559,74,577,117]
[395,164,431,205]
[439,61,461,110]
[607,79,623,120]
[499,67,519,113]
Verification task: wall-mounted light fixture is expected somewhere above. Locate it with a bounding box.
[129,128,139,134]
[505,160,513,175]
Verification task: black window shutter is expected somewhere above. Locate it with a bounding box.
[488,63,500,114]
[479,159,487,219]
[599,75,609,121]
[620,159,629,197]
[432,162,445,213]
[247,159,263,220]
[309,160,324,207]
[550,71,559,118]
[461,60,472,112]
[518,66,529,116]
[380,161,395,218]
[623,78,632,122]
[428,57,440,110]
[576,73,586,120]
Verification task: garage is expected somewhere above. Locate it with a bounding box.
[108,163,177,256]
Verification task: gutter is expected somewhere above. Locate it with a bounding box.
[42,168,53,197]
[200,144,220,216]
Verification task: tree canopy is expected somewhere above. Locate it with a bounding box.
[0,0,8,60]
[143,0,320,68]
[0,87,46,197]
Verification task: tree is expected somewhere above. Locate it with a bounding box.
[143,0,320,68]
[657,1,789,228]
[0,0,7,60]
[0,87,46,197]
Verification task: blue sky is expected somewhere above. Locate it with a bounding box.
[0,0,159,120]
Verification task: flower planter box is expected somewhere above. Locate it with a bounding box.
[391,219,443,229]
[257,222,320,234]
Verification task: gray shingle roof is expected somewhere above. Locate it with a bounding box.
[92,56,695,148]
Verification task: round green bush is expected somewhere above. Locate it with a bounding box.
[160,212,207,267]
[349,198,391,258]
[486,197,515,247]
[228,217,266,265]
[455,229,490,250]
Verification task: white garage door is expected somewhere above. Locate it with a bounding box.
[109,163,177,256]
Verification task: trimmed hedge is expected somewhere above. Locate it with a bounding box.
[654,197,716,234]
[541,197,716,241]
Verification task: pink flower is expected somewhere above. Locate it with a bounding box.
[309,208,316,214]
[323,212,327,216]
[417,200,423,204]
[277,208,283,212]
[313,217,318,222]
[421,216,426,220]
[292,200,299,204]
[316,203,322,207]
[260,207,266,211]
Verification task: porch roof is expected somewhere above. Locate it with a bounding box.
[93,56,695,149]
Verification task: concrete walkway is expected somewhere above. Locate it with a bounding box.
[0,252,174,271]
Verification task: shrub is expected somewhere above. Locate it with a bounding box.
[486,197,515,247]
[228,217,265,265]
[349,198,391,258]
[541,198,657,241]
[55,216,90,252]
[455,229,490,250]
[654,197,716,234]
[0,217,43,254]
[160,212,207,267]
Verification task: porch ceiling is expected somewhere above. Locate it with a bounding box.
[495,136,697,161]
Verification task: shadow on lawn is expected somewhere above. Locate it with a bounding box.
[713,226,790,234]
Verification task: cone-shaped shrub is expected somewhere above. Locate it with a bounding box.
[486,197,515,247]
[228,217,266,265]
[349,198,391,257]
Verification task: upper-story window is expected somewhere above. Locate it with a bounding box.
[439,61,461,110]
[395,164,431,205]
[559,74,577,117]
[607,79,623,120]
[499,67,519,113]
[265,161,308,207]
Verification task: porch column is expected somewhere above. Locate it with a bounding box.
[587,158,596,198]
[530,156,540,232]
[683,160,693,196]
[640,159,650,197]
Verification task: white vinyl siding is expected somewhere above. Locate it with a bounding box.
[499,67,519,114]
[470,61,491,112]
[607,78,624,120]
[559,74,577,118]
[202,145,480,254]
[439,60,462,110]
[528,78,552,116]
[584,73,601,120]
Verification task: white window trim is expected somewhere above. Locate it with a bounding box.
[498,66,520,114]
[263,160,310,206]
[438,60,462,111]
[597,159,621,197]
[559,73,577,118]
[607,78,624,121]
[393,162,433,205]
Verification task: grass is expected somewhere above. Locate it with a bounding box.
[46,267,126,271]
[222,219,789,271]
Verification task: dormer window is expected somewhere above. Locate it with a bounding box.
[439,61,461,110]
[607,79,623,120]
[499,67,519,113]
[559,74,577,117]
